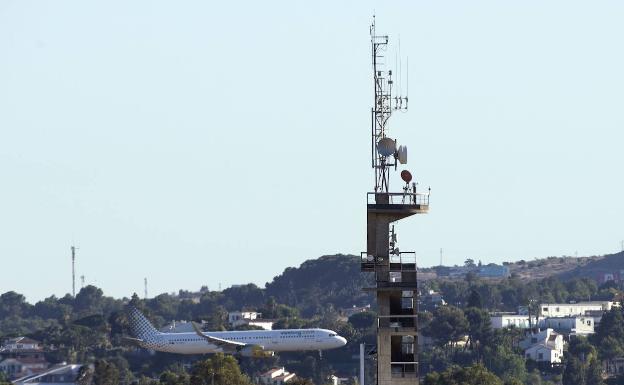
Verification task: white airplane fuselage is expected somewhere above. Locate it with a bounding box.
[139,328,346,355]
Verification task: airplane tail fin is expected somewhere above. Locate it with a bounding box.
[126,306,159,339]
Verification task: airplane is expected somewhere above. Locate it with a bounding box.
[124,306,347,357]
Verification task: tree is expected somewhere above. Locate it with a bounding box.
[348,311,376,330]
[93,360,120,385]
[190,354,251,385]
[160,371,189,385]
[464,307,493,355]
[563,357,585,385]
[0,291,31,318]
[74,286,106,315]
[424,306,469,349]
[424,364,503,385]
[466,290,483,309]
[0,372,11,385]
[587,357,605,385]
[483,345,527,383]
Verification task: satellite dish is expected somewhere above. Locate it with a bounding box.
[401,170,412,183]
[397,145,408,164]
[377,137,396,157]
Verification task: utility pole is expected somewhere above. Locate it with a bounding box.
[71,246,77,297]
[80,275,85,288]
[144,278,148,299]
[360,343,365,385]
[439,248,443,266]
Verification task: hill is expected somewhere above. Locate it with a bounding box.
[558,251,624,281]
[265,254,374,317]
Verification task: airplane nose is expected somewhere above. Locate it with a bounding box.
[336,336,347,346]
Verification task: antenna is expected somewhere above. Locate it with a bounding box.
[440,248,443,267]
[80,275,85,288]
[144,278,148,299]
[71,246,77,297]
[370,18,408,193]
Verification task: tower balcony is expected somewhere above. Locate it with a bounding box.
[361,251,417,277]
[367,192,429,215]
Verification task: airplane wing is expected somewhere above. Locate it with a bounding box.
[191,322,246,351]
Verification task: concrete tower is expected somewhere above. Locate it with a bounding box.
[362,18,430,385]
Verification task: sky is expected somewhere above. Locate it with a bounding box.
[1,1,623,302]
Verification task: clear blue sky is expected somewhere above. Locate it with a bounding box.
[1,1,623,302]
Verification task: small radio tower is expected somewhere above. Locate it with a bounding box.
[71,246,77,297]
[144,278,148,299]
[440,248,444,266]
[80,275,85,288]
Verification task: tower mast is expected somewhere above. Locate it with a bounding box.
[71,246,76,297]
[362,18,429,385]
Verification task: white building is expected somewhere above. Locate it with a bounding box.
[0,338,41,352]
[256,367,296,385]
[542,316,594,336]
[228,311,274,330]
[490,314,543,329]
[521,329,564,365]
[0,358,48,379]
[328,375,353,385]
[540,301,618,318]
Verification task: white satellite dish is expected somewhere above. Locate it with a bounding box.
[377,137,396,157]
[397,145,408,164]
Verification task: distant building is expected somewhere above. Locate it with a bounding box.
[521,329,564,365]
[540,301,618,318]
[13,364,86,385]
[437,264,509,279]
[340,305,371,319]
[542,316,594,336]
[256,367,296,385]
[328,375,355,385]
[605,357,624,378]
[0,337,49,379]
[0,358,48,379]
[491,313,595,336]
[490,314,542,329]
[228,311,274,330]
[478,264,510,278]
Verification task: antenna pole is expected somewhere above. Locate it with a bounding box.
[71,246,76,297]
[144,278,148,299]
[370,19,408,193]
[440,248,443,267]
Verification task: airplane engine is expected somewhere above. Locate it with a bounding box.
[238,345,274,358]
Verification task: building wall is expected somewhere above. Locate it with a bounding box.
[540,302,615,318]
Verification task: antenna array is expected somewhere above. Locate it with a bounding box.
[370,17,409,193]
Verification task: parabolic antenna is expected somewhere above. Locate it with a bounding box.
[401,170,412,183]
[377,137,396,157]
[397,145,408,164]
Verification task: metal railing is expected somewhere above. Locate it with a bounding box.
[361,251,417,268]
[391,363,418,378]
[367,192,430,206]
[378,314,417,328]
